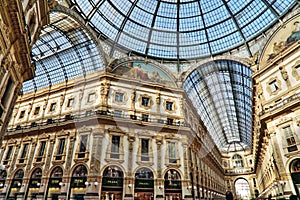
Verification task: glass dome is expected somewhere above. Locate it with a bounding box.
[69,0,295,59]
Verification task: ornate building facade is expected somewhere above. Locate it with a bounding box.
[0,0,300,200]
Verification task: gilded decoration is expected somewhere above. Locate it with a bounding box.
[292,60,300,81]
[138,94,153,110]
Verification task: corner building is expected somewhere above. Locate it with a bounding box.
[0,0,300,200]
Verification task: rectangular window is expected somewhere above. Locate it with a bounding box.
[19,143,29,163]
[166,101,173,110]
[3,146,13,165]
[142,97,149,106]
[34,106,40,115]
[114,110,122,118]
[78,135,88,158]
[1,77,14,106]
[56,138,65,160]
[67,98,74,107]
[50,103,57,112]
[111,136,120,159]
[36,141,46,162]
[19,110,25,119]
[269,80,279,92]
[168,142,176,163]
[115,92,124,102]
[283,126,298,152]
[141,139,149,161]
[167,118,174,125]
[142,114,149,122]
[88,93,95,102]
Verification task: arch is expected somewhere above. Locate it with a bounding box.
[182,59,253,152]
[289,158,300,196]
[134,167,155,199]
[45,166,64,200]
[25,168,43,199]
[164,169,182,200]
[22,10,105,94]
[133,166,157,179]
[234,178,250,200]
[0,170,7,188]
[68,164,88,200]
[101,165,124,200]
[6,169,24,199]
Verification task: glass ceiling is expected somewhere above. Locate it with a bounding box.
[183,60,253,152]
[69,0,295,59]
[22,12,104,93]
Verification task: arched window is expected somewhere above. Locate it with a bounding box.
[235,178,250,200]
[46,166,63,200]
[134,168,154,199]
[232,154,243,168]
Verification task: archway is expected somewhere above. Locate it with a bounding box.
[101,165,124,200]
[45,166,63,199]
[7,169,24,199]
[234,178,250,200]
[25,168,42,199]
[134,167,154,200]
[69,165,88,200]
[164,169,182,200]
[290,158,300,196]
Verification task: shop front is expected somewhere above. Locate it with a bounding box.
[134,167,154,200]
[101,166,124,200]
[69,165,88,200]
[25,168,43,199]
[45,166,63,199]
[164,169,182,200]
[7,169,24,199]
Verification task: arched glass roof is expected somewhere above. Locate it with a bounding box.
[22,12,104,94]
[183,60,253,152]
[69,0,295,59]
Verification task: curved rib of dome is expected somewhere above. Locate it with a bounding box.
[183,60,253,152]
[22,12,104,94]
[69,0,295,59]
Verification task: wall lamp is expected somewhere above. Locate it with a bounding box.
[94,182,99,186]
[159,185,164,189]
[59,182,65,186]
[128,184,132,188]
[85,181,90,186]
[187,185,192,190]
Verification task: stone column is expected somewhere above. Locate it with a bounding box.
[124,134,135,200]
[156,135,164,200]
